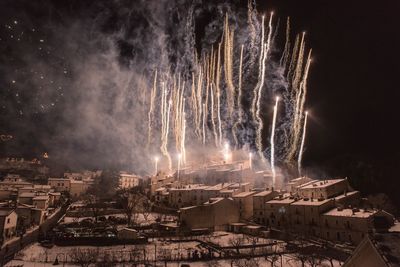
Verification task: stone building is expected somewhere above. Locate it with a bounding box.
[233,191,256,220]
[179,197,239,230]
[253,190,279,225]
[320,208,394,244]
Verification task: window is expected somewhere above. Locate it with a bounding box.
[7,218,10,224]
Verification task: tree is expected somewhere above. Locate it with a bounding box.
[228,235,245,254]
[117,190,143,226]
[87,169,119,200]
[83,194,103,223]
[69,248,98,267]
[265,244,280,267]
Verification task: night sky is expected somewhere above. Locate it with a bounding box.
[258,0,400,166]
[0,0,399,193]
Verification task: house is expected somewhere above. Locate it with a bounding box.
[0,208,18,241]
[287,176,313,193]
[233,191,256,220]
[264,195,296,228]
[343,233,400,267]
[118,228,139,240]
[297,179,351,199]
[320,208,395,244]
[48,178,70,192]
[48,192,61,207]
[179,197,240,230]
[32,195,49,210]
[16,204,45,228]
[289,197,335,235]
[69,180,86,198]
[18,192,35,205]
[119,172,140,189]
[253,190,279,224]
[0,188,16,201]
[0,176,33,190]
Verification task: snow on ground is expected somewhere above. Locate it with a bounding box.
[8,256,342,267]
[200,231,273,246]
[62,212,177,225]
[8,231,342,267]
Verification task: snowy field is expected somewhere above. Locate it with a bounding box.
[7,232,343,267]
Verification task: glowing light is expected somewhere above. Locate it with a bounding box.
[154,156,159,174]
[249,152,253,170]
[298,111,308,175]
[270,96,280,187]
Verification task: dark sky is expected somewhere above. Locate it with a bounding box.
[0,0,399,170]
[257,0,400,164]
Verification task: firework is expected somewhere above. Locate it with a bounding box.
[270,96,279,187]
[143,5,314,178]
[298,111,308,176]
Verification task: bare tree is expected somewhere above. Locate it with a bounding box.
[118,190,145,226]
[305,253,323,267]
[228,235,245,254]
[69,248,98,267]
[84,194,102,223]
[245,235,259,255]
[265,244,280,267]
[142,198,152,222]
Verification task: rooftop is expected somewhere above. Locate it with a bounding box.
[0,208,15,216]
[267,197,297,205]
[33,195,49,201]
[233,191,256,198]
[323,208,378,218]
[300,179,346,190]
[291,198,333,206]
[290,176,311,182]
[253,190,274,197]
[204,183,231,191]
[335,191,360,201]
[18,192,35,198]
[170,184,208,191]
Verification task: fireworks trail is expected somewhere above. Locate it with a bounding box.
[202,103,206,145]
[270,96,279,187]
[147,70,158,147]
[160,82,172,171]
[251,14,265,128]
[280,17,291,68]
[232,44,244,148]
[210,84,218,147]
[196,69,203,140]
[255,12,274,159]
[286,39,311,163]
[298,111,308,176]
[216,42,223,147]
[224,14,236,120]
